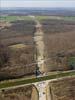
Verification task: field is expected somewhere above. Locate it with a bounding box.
[0,15,33,22]
[0,84,38,100]
[36,16,75,21]
[0,15,36,80]
[49,77,75,100]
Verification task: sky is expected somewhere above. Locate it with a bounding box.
[1,0,75,8]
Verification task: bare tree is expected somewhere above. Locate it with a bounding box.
[0,43,9,67]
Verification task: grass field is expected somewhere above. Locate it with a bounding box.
[0,71,75,90]
[36,16,62,20]
[1,15,75,22]
[62,16,75,21]
[36,16,75,21]
[0,15,33,22]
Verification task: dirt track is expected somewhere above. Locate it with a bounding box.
[33,17,46,73]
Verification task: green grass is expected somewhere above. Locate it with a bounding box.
[36,16,62,21]
[0,16,33,22]
[36,16,50,20]
[62,16,75,21]
[1,15,75,22]
[0,71,75,89]
[36,16,75,21]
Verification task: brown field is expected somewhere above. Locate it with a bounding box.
[49,77,75,100]
[0,18,36,80]
[40,19,75,71]
[0,85,38,100]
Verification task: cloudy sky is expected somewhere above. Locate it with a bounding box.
[1,0,75,8]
